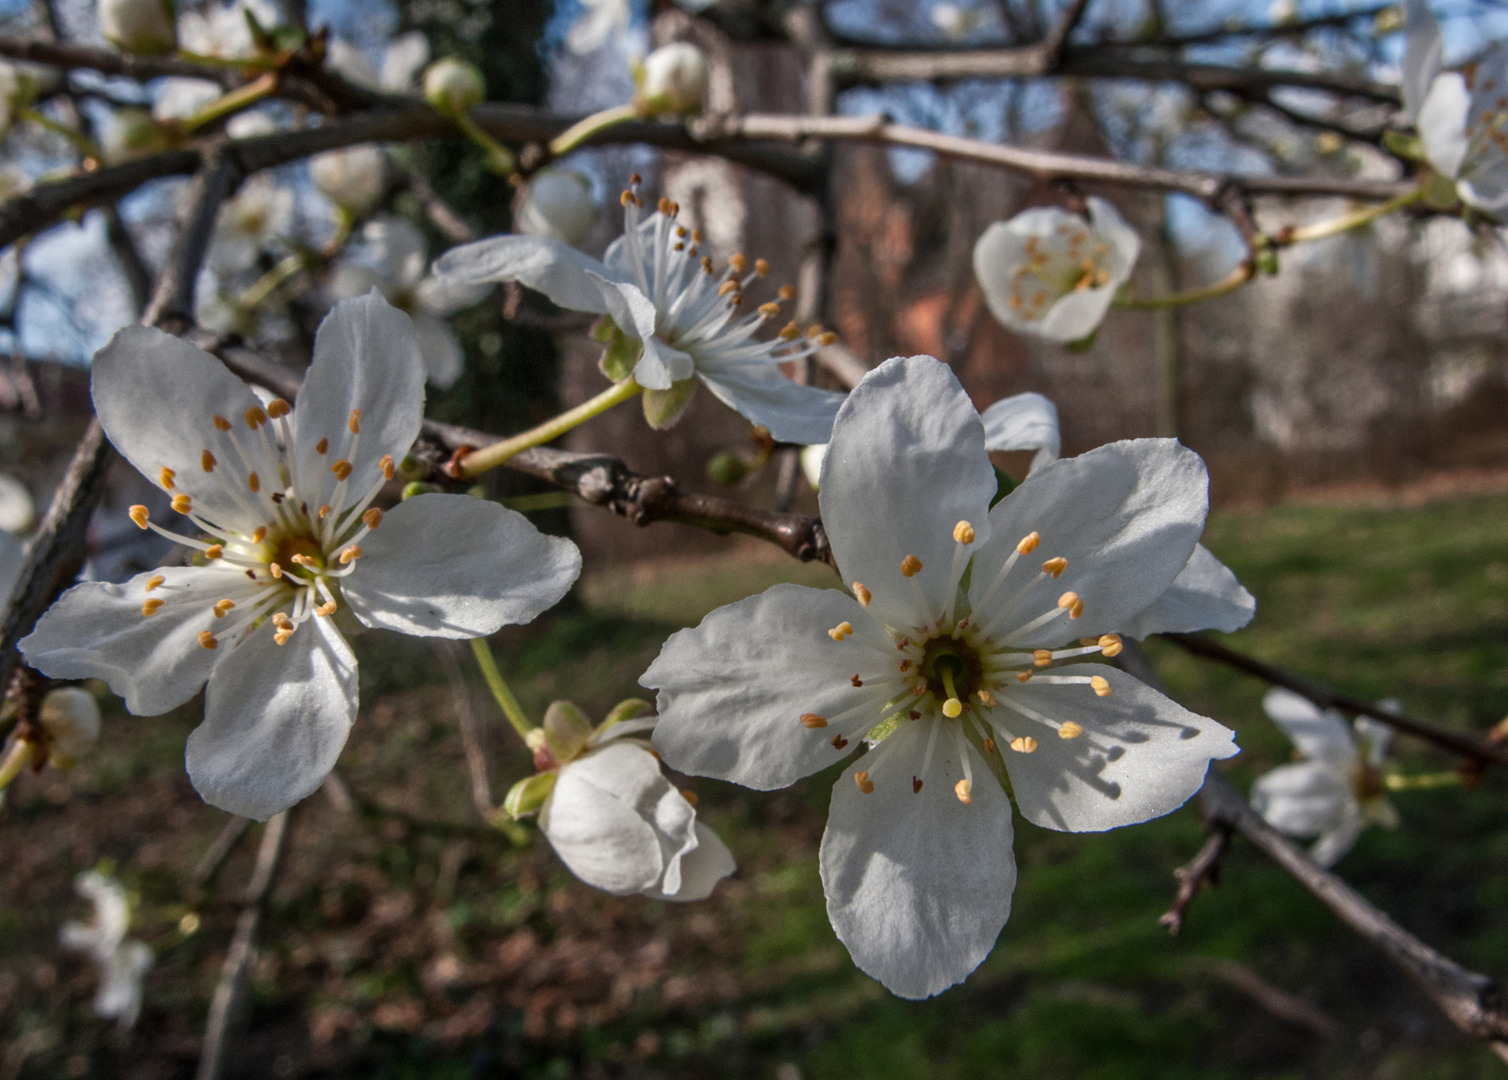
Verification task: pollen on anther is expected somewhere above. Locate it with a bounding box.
[983,737,997,754]
[1090,675,1112,697]
[339,545,363,565]
[267,398,290,419]
[171,494,192,515]
[901,554,923,577]
[853,583,871,607]
[319,505,332,519]
[198,631,219,650]
[274,626,294,645]
[1010,736,1038,753]
[850,674,863,688]
[729,253,747,273]
[717,280,738,297]
[248,472,260,492]
[855,770,875,794]
[954,778,972,804]
[316,438,329,455]
[129,505,150,530]
[1017,531,1041,555]
[758,301,780,317]
[779,321,801,341]
[159,467,176,489]
[913,776,923,794]
[141,598,164,616]
[800,713,828,729]
[348,409,361,434]
[200,450,216,472]
[205,544,224,560]
[818,332,838,346]
[145,574,165,592]
[778,284,797,301]
[1098,633,1123,657]
[953,521,976,545]
[331,459,353,481]
[898,659,912,672]
[251,526,267,544]
[213,599,235,617]
[1058,722,1084,739]
[270,562,283,579]
[1016,671,1033,683]
[315,601,337,617]
[828,621,854,642]
[245,406,267,429]
[379,454,395,480]
[754,258,770,277]
[1033,649,1053,667]
[977,689,995,706]
[1057,591,1080,611]
[1042,556,1067,578]
[213,414,232,432]
[831,733,849,750]
[363,508,383,529]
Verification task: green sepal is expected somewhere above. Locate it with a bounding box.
[1065,329,1098,353]
[601,698,654,733]
[598,324,642,382]
[543,700,592,763]
[590,316,615,344]
[502,770,557,820]
[1424,172,1459,210]
[401,481,441,500]
[990,466,1017,507]
[1255,245,1280,276]
[643,378,697,430]
[1382,130,1425,161]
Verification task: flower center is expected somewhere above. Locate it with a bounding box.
[272,533,325,576]
[918,638,983,710]
[1006,228,1113,321]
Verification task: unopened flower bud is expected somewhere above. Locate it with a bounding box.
[543,700,592,763]
[100,107,171,164]
[38,687,101,769]
[98,0,177,55]
[502,770,557,821]
[309,144,387,214]
[638,42,708,116]
[516,170,597,245]
[423,57,485,114]
[706,451,748,487]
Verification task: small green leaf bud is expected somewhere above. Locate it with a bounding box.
[502,770,557,820]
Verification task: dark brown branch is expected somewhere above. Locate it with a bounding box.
[1041,0,1093,69]
[1162,632,1508,769]
[1160,827,1229,935]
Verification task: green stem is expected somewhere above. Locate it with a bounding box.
[459,377,642,478]
[547,103,640,158]
[1114,262,1255,311]
[451,111,516,176]
[17,109,102,163]
[1282,186,1425,245]
[176,73,277,135]
[174,49,279,71]
[238,252,306,310]
[1384,771,1463,791]
[0,739,34,794]
[501,491,575,513]
[469,637,534,743]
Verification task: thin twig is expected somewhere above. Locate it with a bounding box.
[195,808,290,1080]
[1196,957,1342,1041]
[432,640,494,818]
[190,816,251,890]
[1161,632,1508,769]
[1160,827,1229,936]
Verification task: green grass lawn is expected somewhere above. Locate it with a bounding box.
[4,491,1507,1079]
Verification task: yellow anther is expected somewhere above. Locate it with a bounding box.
[269,562,283,579]
[853,583,871,607]
[345,408,361,435]
[831,733,849,750]
[729,253,747,273]
[145,574,165,591]
[620,189,633,207]
[319,505,332,519]
[213,414,232,432]
[204,544,224,560]
[657,196,673,214]
[898,659,912,672]
[855,770,875,794]
[1017,671,1033,683]
[717,280,739,297]
[316,437,329,455]
[982,737,997,754]
[331,459,353,481]
[1058,721,1084,740]
[213,599,235,617]
[1090,676,1112,697]
[1069,599,1084,619]
[1033,649,1053,667]
[1017,531,1040,555]
[800,713,828,729]
[315,600,337,617]
[977,689,995,706]
[274,626,295,645]
[778,284,797,301]
[379,454,395,480]
[250,526,267,544]
[1097,634,1123,658]
[245,406,267,429]
[129,505,150,530]
[141,598,164,616]
[953,521,975,545]
[198,631,219,650]
[806,324,825,340]
[828,621,855,642]
[754,258,770,277]
[942,698,962,719]
[362,508,383,530]
[1042,556,1067,578]
[266,397,290,419]
[954,778,972,804]
[159,467,176,489]
[339,545,363,565]
[171,494,192,515]
[290,554,314,567]
[200,450,216,472]
[817,332,838,346]
[758,301,781,317]
[248,472,260,492]
[1057,591,1080,610]
[901,555,923,578]
[1010,736,1038,754]
[779,321,801,341]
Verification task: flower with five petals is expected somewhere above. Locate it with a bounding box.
[60,871,153,1029]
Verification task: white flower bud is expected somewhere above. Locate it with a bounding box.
[98,0,177,55]
[309,144,387,214]
[639,42,708,116]
[100,108,171,164]
[515,170,596,245]
[423,57,485,114]
[39,687,101,769]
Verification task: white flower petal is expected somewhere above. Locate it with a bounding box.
[412,312,464,390]
[431,234,613,315]
[1420,71,1470,179]
[696,362,847,445]
[415,274,490,318]
[294,292,426,512]
[21,567,251,716]
[970,438,1207,643]
[646,583,874,790]
[187,615,357,820]
[1087,196,1142,280]
[380,30,431,92]
[1402,0,1443,123]
[1261,687,1356,767]
[1000,666,1237,832]
[1036,285,1118,343]
[1249,760,1353,836]
[820,719,1015,999]
[1118,543,1256,639]
[635,337,696,390]
[1354,714,1395,766]
[96,940,152,1027]
[1307,801,1364,867]
[653,821,736,902]
[342,493,580,638]
[820,356,996,630]
[980,391,1060,469]
[91,325,267,531]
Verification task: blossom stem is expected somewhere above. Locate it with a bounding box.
[1113,262,1255,310]
[468,637,535,743]
[1383,770,1463,791]
[449,110,517,176]
[457,378,642,478]
[547,103,640,159]
[1280,186,1425,245]
[0,739,34,794]
[16,109,102,163]
[176,73,279,135]
[237,218,352,312]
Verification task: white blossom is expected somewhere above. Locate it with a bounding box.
[434,179,847,442]
[639,42,708,116]
[39,687,102,768]
[98,0,176,55]
[329,216,489,389]
[327,32,430,93]
[973,197,1140,343]
[516,170,597,246]
[21,293,581,820]
[208,175,294,275]
[151,77,220,122]
[1250,688,1399,866]
[0,472,34,534]
[645,355,1236,999]
[423,57,485,113]
[310,144,387,215]
[565,0,630,55]
[60,871,153,1029]
[178,0,276,59]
